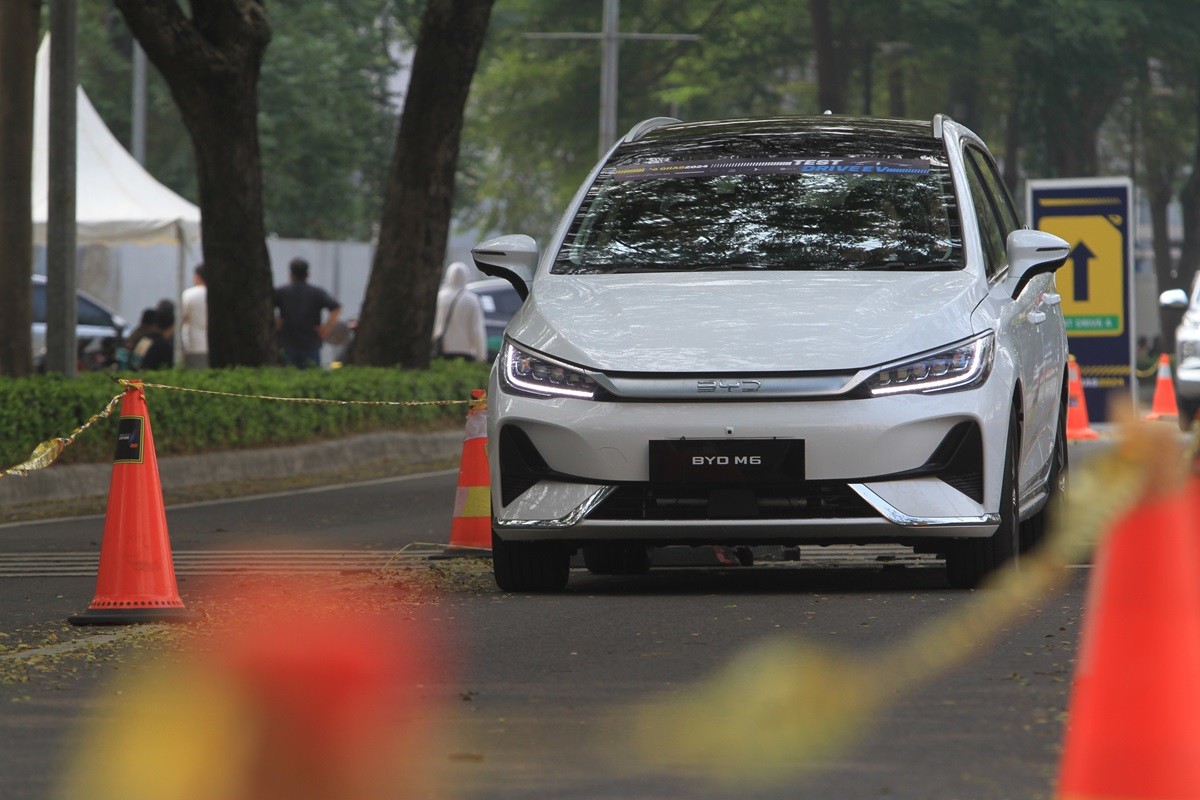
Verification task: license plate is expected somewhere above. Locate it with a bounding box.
[649,439,803,484]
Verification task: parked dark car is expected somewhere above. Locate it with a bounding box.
[31,274,128,370]
[466,277,523,361]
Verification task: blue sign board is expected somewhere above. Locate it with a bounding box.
[1027,178,1135,421]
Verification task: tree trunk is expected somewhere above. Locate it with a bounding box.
[115,0,276,367]
[354,0,495,368]
[809,0,844,114]
[0,1,39,378]
[1150,186,1182,352]
[1177,83,1200,297]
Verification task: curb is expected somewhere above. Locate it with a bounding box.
[0,429,463,509]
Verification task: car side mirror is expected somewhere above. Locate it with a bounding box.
[1159,288,1190,310]
[1007,229,1071,299]
[472,235,537,301]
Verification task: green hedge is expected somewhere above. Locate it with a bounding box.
[0,362,492,468]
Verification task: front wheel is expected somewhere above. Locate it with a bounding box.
[1179,397,1199,433]
[945,409,1020,589]
[492,531,570,592]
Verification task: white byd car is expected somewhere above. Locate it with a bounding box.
[473,115,1071,592]
[1159,284,1200,429]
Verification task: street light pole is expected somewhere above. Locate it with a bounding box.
[131,42,147,164]
[598,0,619,160]
[526,2,698,159]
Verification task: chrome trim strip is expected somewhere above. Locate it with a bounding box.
[849,484,999,528]
[595,373,862,399]
[494,485,617,529]
[1018,488,1048,520]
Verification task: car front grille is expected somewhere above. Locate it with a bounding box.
[588,481,878,521]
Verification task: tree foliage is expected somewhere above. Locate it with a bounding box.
[76,0,410,241]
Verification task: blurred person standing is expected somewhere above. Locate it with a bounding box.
[139,305,175,370]
[274,257,341,369]
[180,263,209,368]
[431,262,487,362]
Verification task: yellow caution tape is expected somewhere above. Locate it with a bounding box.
[621,416,1188,785]
[120,378,470,409]
[3,378,476,480]
[1080,364,1135,378]
[0,391,125,479]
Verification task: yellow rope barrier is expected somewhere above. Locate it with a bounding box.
[121,378,470,409]
[2,378,476,480]
[0,391,125,479]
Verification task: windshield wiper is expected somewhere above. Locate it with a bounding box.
[851,259,961,271]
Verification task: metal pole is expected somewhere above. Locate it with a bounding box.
[598,0,618,158]
[47,0,78,378]
[131,42,146,164]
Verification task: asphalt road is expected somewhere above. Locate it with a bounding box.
[0,451,1105,800]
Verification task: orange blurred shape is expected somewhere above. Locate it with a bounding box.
[1056,480,1200,799]
[58,577,445,800]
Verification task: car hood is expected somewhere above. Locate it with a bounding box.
[507,270,986,373]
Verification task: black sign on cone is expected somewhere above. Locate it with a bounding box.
[70,381,200,625]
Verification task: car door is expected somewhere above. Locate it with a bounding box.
[964,147,1057,494]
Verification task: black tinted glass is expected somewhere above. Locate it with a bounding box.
[77,294,114,327]
[554,125,963,274]
[32,282,46,323]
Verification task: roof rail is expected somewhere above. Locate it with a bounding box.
[623,117,682,143]
[931,113,951,140]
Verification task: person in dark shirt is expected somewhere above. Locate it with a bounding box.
[274,257,341,369]
[139,305,175,370]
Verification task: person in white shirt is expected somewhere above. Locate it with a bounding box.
[431,262,487,362]
[180,263,209,368]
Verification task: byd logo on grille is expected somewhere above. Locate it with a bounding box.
[697,379,762,393]
[691,455,763,465]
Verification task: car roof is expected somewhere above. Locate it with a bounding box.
[616,115,944,163]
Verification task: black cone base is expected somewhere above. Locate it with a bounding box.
[69,606,202,626]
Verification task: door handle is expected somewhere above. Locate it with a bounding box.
[1044,293,1062,306]
[1030,311,1047,324]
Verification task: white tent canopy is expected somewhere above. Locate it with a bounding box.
[32,34,200,247]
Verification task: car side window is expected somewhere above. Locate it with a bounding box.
[966,147,1021,234]
[963,154,1007,280]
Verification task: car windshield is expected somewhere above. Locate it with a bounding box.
[553,127,964,274]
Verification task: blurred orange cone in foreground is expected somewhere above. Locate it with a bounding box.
[1144,352,1179,420]
[1065,355,1099,441]
[1056,482,1200,799]
[439,389,492,556]
[70,380,199,625]
[58,578,443,800]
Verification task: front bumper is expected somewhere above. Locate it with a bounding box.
[487,368,1010,544]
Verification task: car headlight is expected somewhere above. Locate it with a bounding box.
[1180,339,1200,362]
[501,341,599,399]
[864,333,994,396]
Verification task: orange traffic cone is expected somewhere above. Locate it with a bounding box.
[69,381,199,625]
[1065,355,1099,441]
[1145,352,1179,420]
[1056,483,1200,799]
[436,389,492,557]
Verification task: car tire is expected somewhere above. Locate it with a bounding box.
[1179,397,1199,433]
[1020,382,1069,552]
[946,408,1020,589]
[582,544,652,575]
[492,530,570,592]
